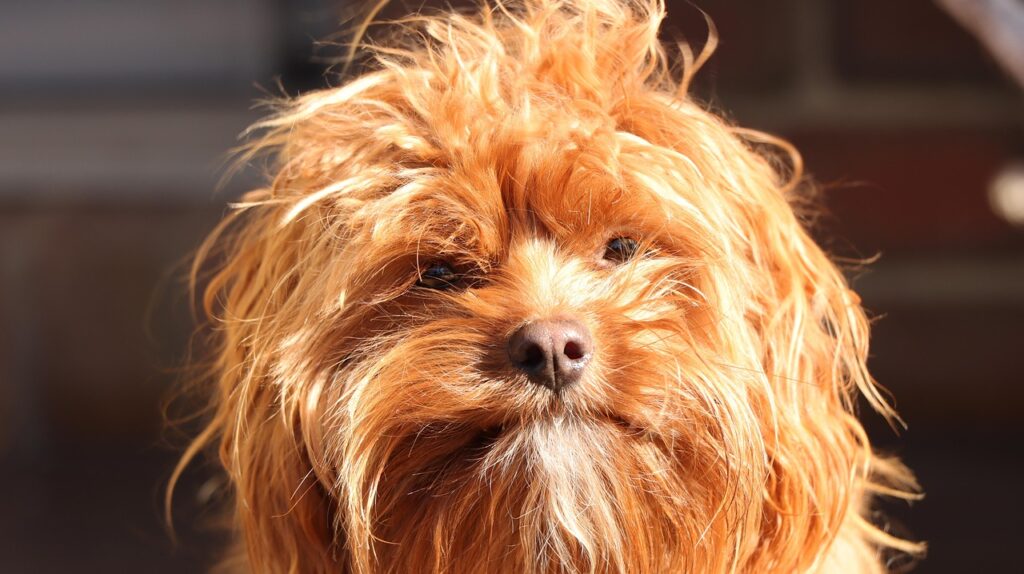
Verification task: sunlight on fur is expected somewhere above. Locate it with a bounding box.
[169,1,923,572]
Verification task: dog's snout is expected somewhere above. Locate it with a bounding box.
[508,318,593,391]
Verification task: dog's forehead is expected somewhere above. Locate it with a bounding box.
[399,142,666,255]
[344,100,726,265]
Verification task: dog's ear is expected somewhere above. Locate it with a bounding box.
[179,58,434,570]
[623,92,920,565]
[723,131,923,569]
[185,202,349,572]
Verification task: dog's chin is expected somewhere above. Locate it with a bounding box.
[383,414,663,496]
[368,403,694,573]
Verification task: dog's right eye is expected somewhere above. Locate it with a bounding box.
[417,262,459,290]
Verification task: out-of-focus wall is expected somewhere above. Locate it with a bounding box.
[0,1,1021,571]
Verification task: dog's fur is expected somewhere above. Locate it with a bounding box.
[174,1,921,572]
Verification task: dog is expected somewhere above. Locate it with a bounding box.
[174,1,922,571]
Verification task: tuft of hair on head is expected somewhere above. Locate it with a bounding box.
[219,0,733,238]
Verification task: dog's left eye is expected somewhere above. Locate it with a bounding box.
[417,262,460,290]
[603,236,641,263]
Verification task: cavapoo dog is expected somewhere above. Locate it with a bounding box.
[173,0,922,572]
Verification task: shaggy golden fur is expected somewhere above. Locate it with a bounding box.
[173,1,922,572]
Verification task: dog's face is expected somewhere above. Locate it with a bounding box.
[185,1,918,573]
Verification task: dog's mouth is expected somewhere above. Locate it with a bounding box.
[467,411,644,450]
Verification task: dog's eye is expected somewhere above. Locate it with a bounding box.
[603,237,640,263]
[417,262,459,290]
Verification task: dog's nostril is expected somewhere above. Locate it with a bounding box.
[563,340,585,361]
[521,343,546,370]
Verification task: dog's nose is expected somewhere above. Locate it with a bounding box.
[507,317,593,391]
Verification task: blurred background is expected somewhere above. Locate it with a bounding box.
[1,0,1021,571]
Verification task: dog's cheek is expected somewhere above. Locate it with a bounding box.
[586,270,710,418]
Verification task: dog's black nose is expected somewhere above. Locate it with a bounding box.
[508,318,593,391]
